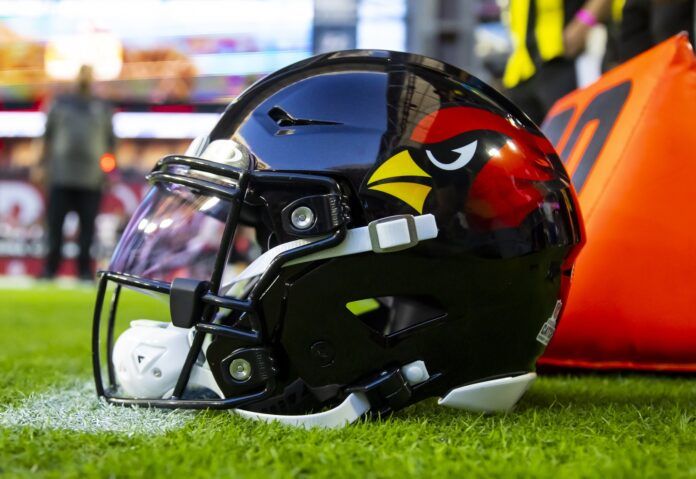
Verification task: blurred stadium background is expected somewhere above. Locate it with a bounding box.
[0,0,610,281]
[1,3,694,478]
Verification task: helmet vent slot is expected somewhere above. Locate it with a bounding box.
[267,106,342,128]
[346,296,446,340]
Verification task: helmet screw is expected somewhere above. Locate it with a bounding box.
[291,206,315,230]
[152,368,162,378]
[310,341,335,367]
[229,358,252,382]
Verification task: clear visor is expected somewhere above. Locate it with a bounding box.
[109,182,231,283]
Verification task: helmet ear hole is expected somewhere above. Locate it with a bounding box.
[345,296,447,340]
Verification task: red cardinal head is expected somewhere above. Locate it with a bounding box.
[365,106,559,230]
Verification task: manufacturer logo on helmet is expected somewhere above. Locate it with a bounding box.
[536,300,563,346]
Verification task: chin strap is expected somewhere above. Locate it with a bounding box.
[216,215,439,426]
[224,214,438,288]
[113,320,536,427]
[113,214,440,425]
[234,360,431,429]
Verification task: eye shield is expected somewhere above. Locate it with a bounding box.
[109,182,231,284]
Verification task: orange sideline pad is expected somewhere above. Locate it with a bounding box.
[538,34,696,372]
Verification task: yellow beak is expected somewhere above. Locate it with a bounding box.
[366,150,432,214]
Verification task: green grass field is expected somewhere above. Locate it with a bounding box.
[0,286,694,478]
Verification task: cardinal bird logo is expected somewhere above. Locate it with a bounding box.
[364,106,557,229]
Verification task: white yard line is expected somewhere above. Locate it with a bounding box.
[0,381,192,435]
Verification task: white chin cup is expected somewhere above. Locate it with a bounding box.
[112,319,222,399]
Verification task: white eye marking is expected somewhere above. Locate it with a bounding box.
[426,140,478,171]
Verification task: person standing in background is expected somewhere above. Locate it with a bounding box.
[618,0,694,62]
[503,0,613,124]
[38,65,115,280]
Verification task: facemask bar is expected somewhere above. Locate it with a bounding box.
[92,153,348,409]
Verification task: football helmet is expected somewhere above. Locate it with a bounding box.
[92,50,584,428]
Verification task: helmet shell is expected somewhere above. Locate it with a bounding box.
[204,50,583,413]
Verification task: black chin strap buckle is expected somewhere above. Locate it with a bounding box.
[346,368,412,416]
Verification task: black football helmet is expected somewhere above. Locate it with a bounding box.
[92,50,584,428]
